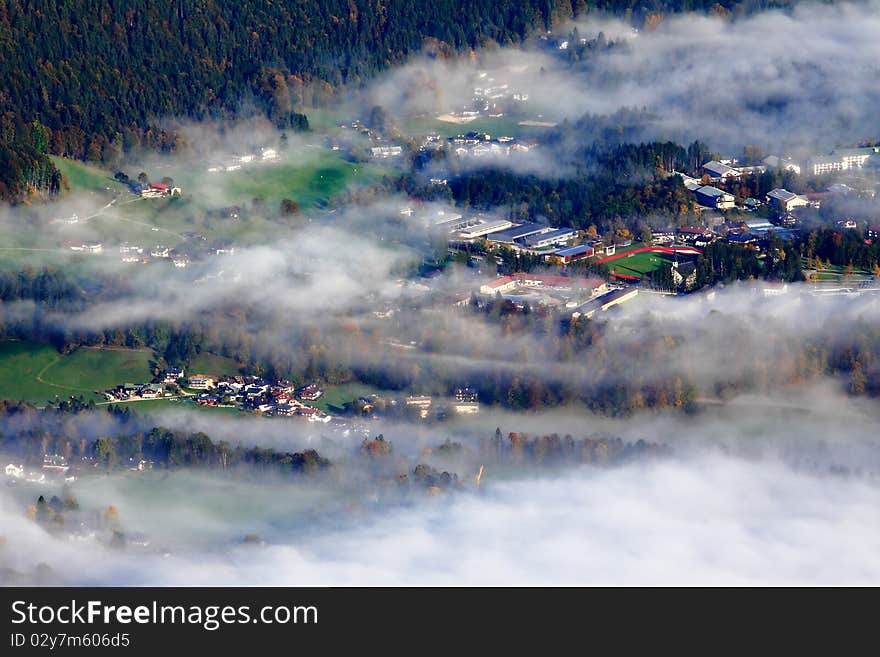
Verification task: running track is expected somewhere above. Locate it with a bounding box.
[592,245,702,265]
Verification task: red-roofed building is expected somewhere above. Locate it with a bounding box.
[141,182,182,198]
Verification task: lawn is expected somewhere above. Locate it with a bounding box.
[188,352,243,378]
[216,151,387,208]
[51,157,127,196]
[0,341,154,403]
[314,383,385,414]
[41,347,154,393]
[128,397,245,416]
[0,341,66,403]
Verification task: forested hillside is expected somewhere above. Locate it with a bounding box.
[0,0,803,202]
[0,0,575,201]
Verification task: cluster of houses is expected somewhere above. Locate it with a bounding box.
[699,147,879,181]
[207,148,279,173]
[184,373,331,422]
[432,71,530,123]
[5,454,76,484]
[116,239,235,267]
[672,146,880,215]
[99,365,333,422]
[104,382,166,402]
[445,131,537,159]
[655,219,799,252]
[353,388,480,420]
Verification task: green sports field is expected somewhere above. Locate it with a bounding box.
[609,251,675,278]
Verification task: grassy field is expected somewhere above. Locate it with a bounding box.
[807,264,875,281]
[220,152,386,208]
[0,342,66,403]
[315,383,385,414]
[188,352,243,378]
[51,157,127,196]
[0,148,392,273]
[128,397,245,415]
[609,251,675,278]
[0,341,154,403]
[42,347,154,392]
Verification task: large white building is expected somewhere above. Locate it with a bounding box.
[808,147,879,175]
[457,219,515,239]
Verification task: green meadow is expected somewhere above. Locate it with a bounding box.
[0,341,154,403]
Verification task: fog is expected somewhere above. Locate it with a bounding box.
[363,1,880,155]
[3,437,880,585]
[2,4,880,586]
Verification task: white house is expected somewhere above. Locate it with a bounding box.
[188,375,216,390]
[766,188,809,213]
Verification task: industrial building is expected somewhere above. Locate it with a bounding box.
[456,218,515,239]
[484,222,553,244]
[550,244,594,264]
[521,228,577,249]
[694,185,735,210]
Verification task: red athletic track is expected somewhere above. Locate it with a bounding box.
[593,245,702,266]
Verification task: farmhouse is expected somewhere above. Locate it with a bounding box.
[141,182,182,198]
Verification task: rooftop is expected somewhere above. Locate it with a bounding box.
[767,188,799,201]
[554,244,594,257]
[486,222,550,243]
[521,227,576,247]
[696,185,729,198]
